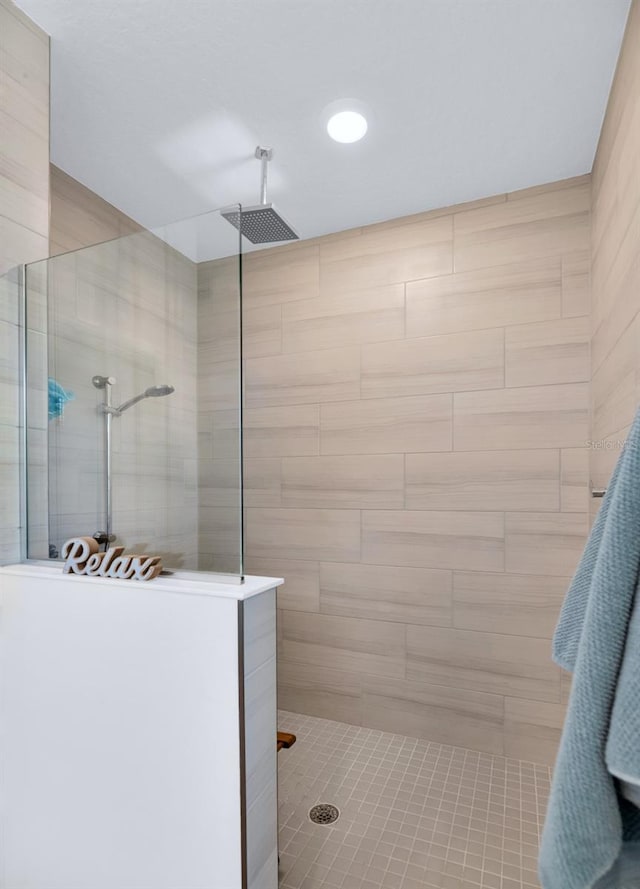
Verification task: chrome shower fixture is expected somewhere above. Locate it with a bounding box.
[92,375,116,389]
[221,146,299,244]
[92,375,175,546]
[112,384,175,416]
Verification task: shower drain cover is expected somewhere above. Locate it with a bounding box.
[309,803,340,825]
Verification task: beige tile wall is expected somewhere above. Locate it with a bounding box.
[37,169,246,574]
[243,175,592,763]
[49,164,142,257]
[197,256,243,573]
[590,0,640,507]
[29,231,200,568]
[31,169,200,567]
[0,0,49,277]
[0,0,49,564]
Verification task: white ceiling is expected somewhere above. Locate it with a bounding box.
[16,0,632,248]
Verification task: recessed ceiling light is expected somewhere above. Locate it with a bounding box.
[327,110,368,144]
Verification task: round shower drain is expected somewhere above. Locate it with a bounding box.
[309,803,340,825]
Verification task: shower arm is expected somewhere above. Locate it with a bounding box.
[104,392,147,416]
[256,146,273,206]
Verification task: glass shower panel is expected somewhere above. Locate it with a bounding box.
[0,266,23,565]
[24,207,243,575]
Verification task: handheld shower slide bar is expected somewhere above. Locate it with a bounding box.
[91,375,174,546]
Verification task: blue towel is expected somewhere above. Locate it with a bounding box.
[608,588,640,806]
[539,412,640,889]
[48,377,74,420]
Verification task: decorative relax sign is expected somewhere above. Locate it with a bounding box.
[61,537,163,581]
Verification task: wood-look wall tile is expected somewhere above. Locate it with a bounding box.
[319,215,453,290]
[562,252,590,318]
[278,658,363,725]
[341,195,505,241]
[244,557,320,613]
[0,217,48,274]
[406,450,559,511]
[2,96,47,166]
[199,409,239,461]
[0,266,21,326]
[243,304,281,359]
[589,432,626,502]
[561,670,572,705]
[319,214,451,264]
[505,316,589,388]
[591,261,639,376]
[245,347,360,408]
[504,698,566,765]
[362,510,504,572]
[320,393,452,456]
[197,358,240,411]
[0,319,19,426]
[591,315,639,443]
[506,174,591,203]
[453,572,568,638]
[406,625,560,702]
[453,383,589,450]
[281,611,406,679]
[244,457,282,507]
[320,562,452,627]
[406,258,562,338]
[198,458,241,507]
[197,309,239,363]
[0,106,48,200]
[282,454,404,509]
[281,284,404,353]
[50,165,140,257]
[244,404,319,458]
[198,506,241,573]
[505,512,587,576]
[0,173,48,239]
[560,448,589,512]
[245,507,361,562]
[0,424,20,546]
[0,2,49,76]
[361,676,504,754]
[362,328,504,399]
[198,256,241,315]
[454,184,591,272]
[242,244,319,310]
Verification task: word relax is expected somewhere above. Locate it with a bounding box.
[61,537,163,581]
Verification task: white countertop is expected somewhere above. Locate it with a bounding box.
[0,563,283,601]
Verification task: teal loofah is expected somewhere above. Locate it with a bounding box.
[48,378,74,420]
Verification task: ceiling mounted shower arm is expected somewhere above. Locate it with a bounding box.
[256,146,273,206]
[220,144,298,244]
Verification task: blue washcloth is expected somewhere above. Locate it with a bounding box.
[539,411,640,889]
[48,377,74,420]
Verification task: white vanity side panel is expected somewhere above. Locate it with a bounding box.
[243,589,278,889]
[0,571,243,889]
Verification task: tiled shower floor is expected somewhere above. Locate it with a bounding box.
[277,711,550,889]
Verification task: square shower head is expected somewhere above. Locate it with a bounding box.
[221,203,299,245]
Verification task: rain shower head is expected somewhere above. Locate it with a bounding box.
[221,147,299,245]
